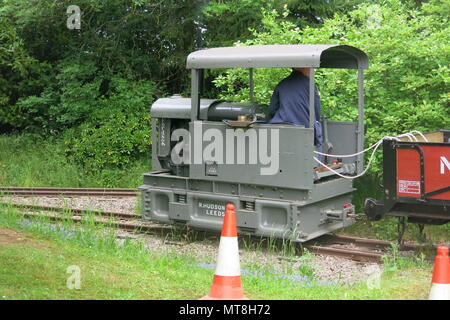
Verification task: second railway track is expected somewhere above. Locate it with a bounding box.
[0,187,138,197]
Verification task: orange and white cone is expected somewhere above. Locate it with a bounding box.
[429,246,450,300]
[200,203,248,300]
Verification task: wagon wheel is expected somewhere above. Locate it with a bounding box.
[397,217,407,246]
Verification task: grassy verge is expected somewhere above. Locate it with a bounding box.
[0,134,149,188]
[338,217,450,244]
[0,206,434,300]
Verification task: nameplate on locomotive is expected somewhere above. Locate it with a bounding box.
[198,201,227,217]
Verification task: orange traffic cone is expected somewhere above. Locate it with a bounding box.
[429,246,450,300]
[200,203,248,300]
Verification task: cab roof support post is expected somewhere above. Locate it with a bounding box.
[249,68,255,103]
[357,68,365,174]
[191,69,201,122]
[309,67,315,136]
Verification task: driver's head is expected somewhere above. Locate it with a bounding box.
[293,67,310,78]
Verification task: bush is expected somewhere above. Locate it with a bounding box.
[63,77,154,173]
[213,0,450,174]
[0,19,49,130]
[14,58,105,133]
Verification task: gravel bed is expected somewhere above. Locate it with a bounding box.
[0,196,139,214]
[4,195,382,285]
[119,230,382,286]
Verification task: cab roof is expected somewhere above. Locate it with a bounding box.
[186,44,368,70]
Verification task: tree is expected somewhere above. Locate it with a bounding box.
[0,17,49,131]
[202,0,361,48]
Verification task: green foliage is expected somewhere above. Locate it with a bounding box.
[0,0,199,131]
[0,134,149,188]
[1,0,199,94]
[370,217,400,241]
[213,0,450,173]
[13,58,102,132]
[63,77,154,174]
[0,0,366,132]
[297,248,316,279]
[0,18,49,129]
[382,243,429,274]
[202,0,360,47]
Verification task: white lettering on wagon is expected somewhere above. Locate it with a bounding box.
[440,156,450,175]
[198,202,226,217]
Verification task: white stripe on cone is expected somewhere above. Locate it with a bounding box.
[214,236,241,276]
[429,283,450,300]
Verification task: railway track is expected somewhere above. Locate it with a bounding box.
[304,234,422,263]
[0,202,171,234]
[0,187,138,197]
[0,201,428,264]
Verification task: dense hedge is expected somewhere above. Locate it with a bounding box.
[62,77,154,173]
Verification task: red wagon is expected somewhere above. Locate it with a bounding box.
[365,130,450,225]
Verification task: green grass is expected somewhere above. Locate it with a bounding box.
[0,134,149,188]
[0,206,434,300]
[339,217,450,244]
[345,175,450,244]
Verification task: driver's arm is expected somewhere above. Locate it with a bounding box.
[268,86,280,119]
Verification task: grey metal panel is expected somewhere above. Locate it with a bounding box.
[309,68,315,130]
[240,184,308,201]
[150,97,217,119]
[213,181,238,195]
[236,210,258,230]
[249,68,254,103]
[189,122,314,190]
[186,44,368,70]
[309,178,354,202]
[143,172,188,189]
[191,69,200,121]
[143,172,309,201]
[189,179,214,192]
[295,194,355,241]
[169,202,191,221]
[256,199,291,234]
[151,118,162,170]
[157,118,171,157]
[325,121,359,164]
[150,189,173,222]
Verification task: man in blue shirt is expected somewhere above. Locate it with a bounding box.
[268,68,323,149]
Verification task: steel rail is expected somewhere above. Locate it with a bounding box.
[0,202,140,219]
[0,187,138,197]
[317,234,420,251]
[304,245,383,263]
[17,211,172,234]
